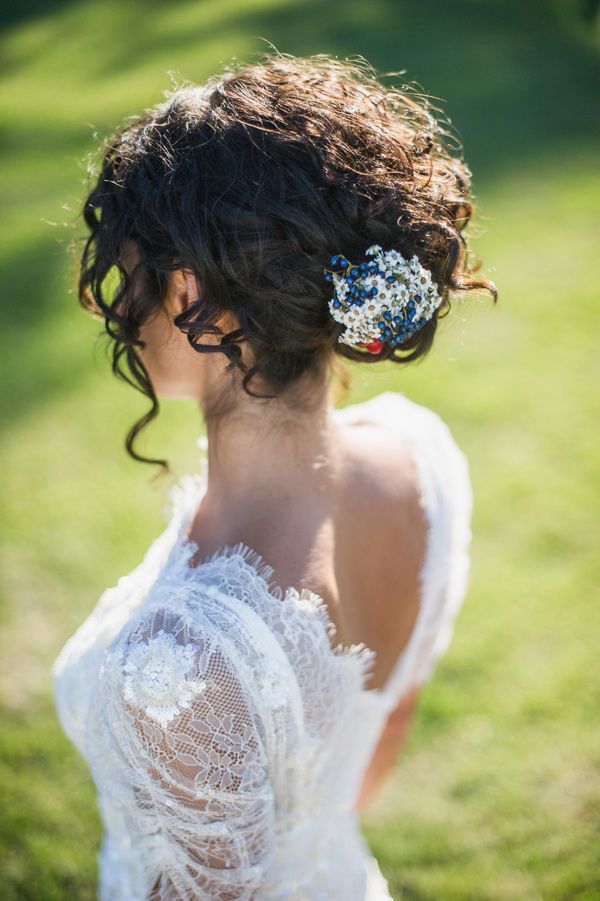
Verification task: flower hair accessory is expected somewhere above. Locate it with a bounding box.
[323,244,444,353]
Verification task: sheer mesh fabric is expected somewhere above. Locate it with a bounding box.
[88,561,381,899]
[51,390,474,900]
[99,598,281,899]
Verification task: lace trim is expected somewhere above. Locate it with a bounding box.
[186,537,380,698]
[160,464,381,698]
[157,393,445,702]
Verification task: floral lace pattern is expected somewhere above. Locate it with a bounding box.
[51,390,474,900]
[120,629,208,727]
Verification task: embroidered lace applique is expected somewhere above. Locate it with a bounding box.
[51,390,474,900]
[120,629,208,727]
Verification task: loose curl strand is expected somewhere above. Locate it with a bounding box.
[72,50,497,474]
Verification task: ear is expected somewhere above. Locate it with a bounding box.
[166,268,202,318]
[166,268,239,334]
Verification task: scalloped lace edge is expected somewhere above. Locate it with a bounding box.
[160,469,382,697]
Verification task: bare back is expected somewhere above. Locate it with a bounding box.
[186,416,428,694]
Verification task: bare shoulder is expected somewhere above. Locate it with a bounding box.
[336,418,426,541]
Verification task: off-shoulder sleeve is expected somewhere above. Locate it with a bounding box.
[405,406,474,692]
[99,588,283,900]
[414,410,474,687]
[377,395,475,700]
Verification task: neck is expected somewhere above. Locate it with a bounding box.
[197,382,342,527]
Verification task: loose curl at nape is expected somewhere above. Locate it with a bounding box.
[74,50,497,474]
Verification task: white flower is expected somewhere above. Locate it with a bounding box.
[122,629,207,727]
[261,670,288,709]
[253,659,288,709]
[326,245,443,350]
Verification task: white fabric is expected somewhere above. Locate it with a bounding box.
[51,390,473,900]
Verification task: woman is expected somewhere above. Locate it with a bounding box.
[52,52,496,900]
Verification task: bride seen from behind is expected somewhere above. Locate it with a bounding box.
[54,50,497,899]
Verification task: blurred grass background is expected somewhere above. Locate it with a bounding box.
[1,0,599,897]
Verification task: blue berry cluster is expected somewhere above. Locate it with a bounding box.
[324,253,426,347]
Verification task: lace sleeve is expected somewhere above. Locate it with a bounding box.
[99,590,280,900]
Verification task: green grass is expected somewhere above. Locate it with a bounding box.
[1,0,599,897]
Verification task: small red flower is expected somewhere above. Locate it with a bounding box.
[357,338,384,354]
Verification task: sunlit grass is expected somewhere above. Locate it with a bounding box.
[1,0,598,897]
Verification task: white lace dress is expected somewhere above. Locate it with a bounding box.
[51,391,473,900]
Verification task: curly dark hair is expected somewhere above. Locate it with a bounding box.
[74,51,497,474]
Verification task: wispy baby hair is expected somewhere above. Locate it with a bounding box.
[76,50,497,472]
